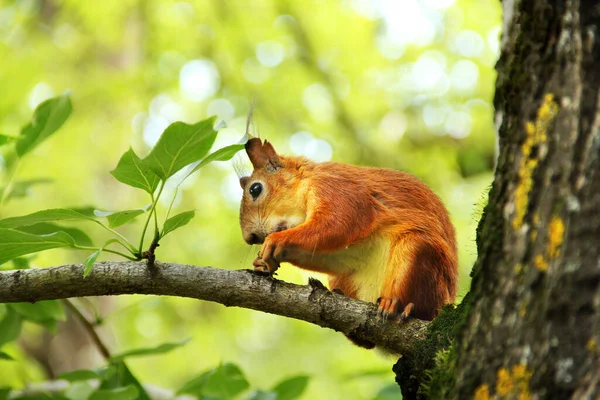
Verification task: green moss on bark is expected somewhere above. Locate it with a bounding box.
[393,299,470,399]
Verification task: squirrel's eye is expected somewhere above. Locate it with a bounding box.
[249,182,263,200]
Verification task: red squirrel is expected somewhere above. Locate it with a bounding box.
[239,138,458,343]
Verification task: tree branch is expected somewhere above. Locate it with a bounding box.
[0,261,428,355]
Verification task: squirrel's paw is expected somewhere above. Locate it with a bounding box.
[400,302,414,321]
[376,297,399,320]
[257,235,286,273]
[252,256,276,275]
[376,298,415,321]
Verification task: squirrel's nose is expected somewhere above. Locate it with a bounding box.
[245,233,264,245]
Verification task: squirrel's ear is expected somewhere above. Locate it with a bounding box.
[245,138,283,173]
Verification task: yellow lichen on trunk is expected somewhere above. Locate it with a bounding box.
[534,216,565,271]
[474,364,533,400]
[513,94,559,230]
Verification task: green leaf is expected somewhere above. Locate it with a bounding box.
[9,257,31,270]
[0,229,75,265]
[59,369,101,381]
[0,134,16,147]
[161,210,195,238]
[9,301,65,334]
[0,179,52,201]
[111,338,189,361]
[84,249,101,278]
[65,381,96,400]
[89,386,138,400]
[99,362,150,400]
[144,117,218,180]
[16,223,93,247]
[272,376,309,400]
[83,239,120,278]
[0,208,96,229]
[185,143,246,179]
[0,388,10,400]
[179,363,249,398]
[16,93,72,157]
[10,300,66,322]
[94,208,146,228]
[177,370,210,396]
[0,351,13,361]
[110,149,160,194]
[248,391,277,400]
[96,365,116,384]
[203,363,250,398]
[0,307,21,348]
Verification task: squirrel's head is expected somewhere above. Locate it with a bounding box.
[239,138,309,245]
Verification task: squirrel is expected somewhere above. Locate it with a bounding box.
[239,137,458,348]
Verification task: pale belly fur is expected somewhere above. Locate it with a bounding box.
[291,235,391,303]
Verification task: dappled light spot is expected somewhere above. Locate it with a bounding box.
[423,103,451,132]
[150,93,183,122]
[28,82,54,110]
[289,131,332,162]
[143,115,169,147]
[450,60,479,94]
[422,0,456,9]
[135,311,162,339]
[273,14,297,28]
[256,40,285,67]
[179,59,220,102]
[242,57,270,84]
[379,111,407,142]
[445,110,472,138]
[487,26,501,55]
[131,112,147,136]
[302,84,334,123]
[207,99,235,122]
[221,171,244,207]
[454,30,485,58]
[376,35,406,60]
[379,0,438,47]
[412,53,447,93]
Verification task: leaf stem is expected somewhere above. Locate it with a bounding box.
[153,199,160,239]
[73,244,138,261]
[93,220,138,255]
[162,185,180,234]
[139,181,165,253]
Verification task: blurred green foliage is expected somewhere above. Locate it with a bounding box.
[0,0,501,399]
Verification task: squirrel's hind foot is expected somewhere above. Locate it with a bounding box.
[400,302,414,321]
[376,298,414,321]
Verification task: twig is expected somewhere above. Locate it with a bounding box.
[62,299,111,360]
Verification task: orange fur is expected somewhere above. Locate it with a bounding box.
[240,138,458,324]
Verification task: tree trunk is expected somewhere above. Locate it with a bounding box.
[424,0,600,398]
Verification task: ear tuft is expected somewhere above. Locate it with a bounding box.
[245,138,283,173]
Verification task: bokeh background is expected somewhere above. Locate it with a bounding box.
[0,0,501,398]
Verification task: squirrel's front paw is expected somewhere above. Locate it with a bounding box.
[252,256,274,275]
[255,235,285,274]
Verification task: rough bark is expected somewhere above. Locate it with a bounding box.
[0,261,428,355]
[446,0,600,398]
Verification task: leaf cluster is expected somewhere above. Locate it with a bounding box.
[0,94,246,275]
[0,94,252,400]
